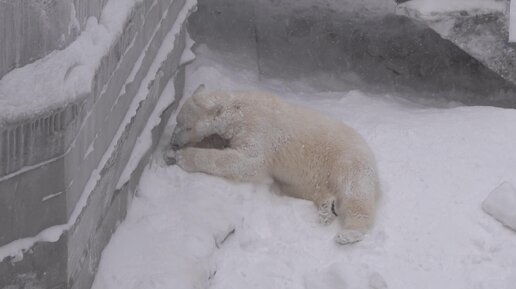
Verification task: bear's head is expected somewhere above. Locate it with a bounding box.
[170,85,237,150]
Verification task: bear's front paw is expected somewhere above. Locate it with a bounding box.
[334,230,365,245]
[174,149,196,172]
[164,149,177,166]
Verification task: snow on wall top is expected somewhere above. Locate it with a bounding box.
[255,0,396,16]
[314,0,396,14]
[510,0,516,42]
[0,0,144,126]
[398,0,506,19]
[0,0,106,80]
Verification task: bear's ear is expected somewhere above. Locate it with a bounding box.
[192,84,206,96]
[192,84,217,110]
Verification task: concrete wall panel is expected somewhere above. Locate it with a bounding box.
[66,27,187,289]
[0,234,68,289]
[0,157,67,246]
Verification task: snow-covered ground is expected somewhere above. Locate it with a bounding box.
[91,47,516,289]
[396,0,507,35]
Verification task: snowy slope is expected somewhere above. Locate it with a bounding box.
[91,47,516,289]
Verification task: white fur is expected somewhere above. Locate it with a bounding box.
[169,88,381,244]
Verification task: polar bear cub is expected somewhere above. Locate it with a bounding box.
[167,86,381,245]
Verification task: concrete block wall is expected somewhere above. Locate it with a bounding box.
[0,0,193,288]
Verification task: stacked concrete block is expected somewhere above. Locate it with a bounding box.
[0,0,194,288]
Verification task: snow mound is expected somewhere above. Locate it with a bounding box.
[482,182,516,231]
[91,166,240,289]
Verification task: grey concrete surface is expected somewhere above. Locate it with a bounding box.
[0,0,108,80]
[189,0,516,108]
[398,3,516,86]
[0,0,191,287]
[0,234,67,289]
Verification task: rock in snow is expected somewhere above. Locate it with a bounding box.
[482,182,516,231]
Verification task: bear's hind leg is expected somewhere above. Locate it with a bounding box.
[275,181,337,225]
[334,197,374,245]
[334,170,377,245]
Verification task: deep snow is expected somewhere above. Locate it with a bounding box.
[91,47,516,289]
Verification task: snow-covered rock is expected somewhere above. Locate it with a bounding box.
[482,182,516,231]
[190,0,516,109]
[397,0,506,19]
[397,0,516,85]
[510,0,516,42]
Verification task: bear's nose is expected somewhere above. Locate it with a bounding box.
[171,143,180,151]
[164,150,177,166]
